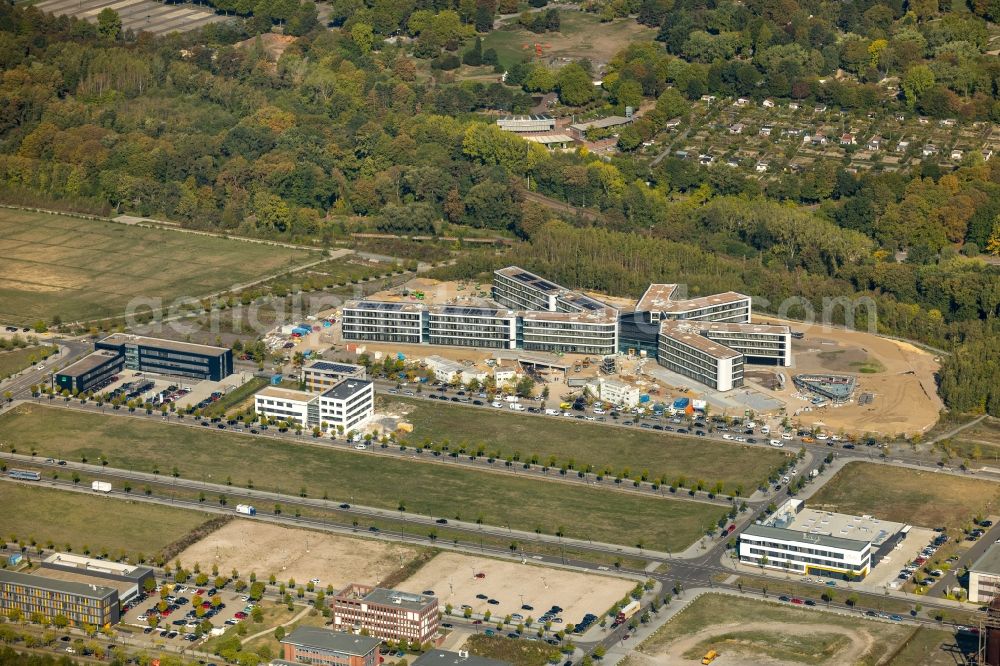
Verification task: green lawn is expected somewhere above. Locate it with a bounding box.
[482,12,657,70]
[807,462,1000,529]
[0,209,313,324]
[0,481,212,559]
[392,397,785,494]
[464,634,557,666]
[634,594,912,666]
[0,404,726,551]
[0,345,56,380]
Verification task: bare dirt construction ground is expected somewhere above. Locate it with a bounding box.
[627,594,912,666]
[177,521,423,589]
[755,317,943,437]
[401,551,633,623]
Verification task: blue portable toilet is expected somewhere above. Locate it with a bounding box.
[270,374,283,385]
[7,553,22,566]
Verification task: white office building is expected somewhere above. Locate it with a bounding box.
[424,355,486,385]
[738,499,907,581]
[969,543,1000,603]
[318,379,374,432]
[496,115,556,133]
[636,284,751,324]
[492,267,564,312]
[426,306,518,349]
[303,360,366,393]
[341,301,423,344]
[254,380,374,432]
[254,386,316,427]
[586,377,642,408]
[521,310,619,356]
[657,321,744,391]
[701,322,792,366]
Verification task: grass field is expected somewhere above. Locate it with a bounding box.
[482,12,657,69]
[0,345,56,380]
[632,594,912,666]
[0,405,725,551]
[807,462,1000,529]
[0,481,212,558]
[0,209,312,324]
[392,397,785,494]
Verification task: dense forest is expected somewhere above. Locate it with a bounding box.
[0,0,999,414]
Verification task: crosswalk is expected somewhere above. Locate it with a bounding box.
[33,0,232,36]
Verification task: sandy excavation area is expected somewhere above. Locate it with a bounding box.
[754,317,943,437]
[176,521,422,589]
[401,551,634,624]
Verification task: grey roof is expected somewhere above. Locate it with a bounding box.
[414,650,511,666]
[100,334,229,356]
[741,523,869,552]
[306,361,363,374]
[322,379,372,401]
[281,627,381,655]
[361,587,435,612]
[971,543,1000,575]
[0,569,117,600]
[56,350,121,377]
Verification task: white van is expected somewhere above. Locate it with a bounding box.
[760,425,771,435]
[509,403,525,412]
[769,439,783,447]
[544,409,560,416]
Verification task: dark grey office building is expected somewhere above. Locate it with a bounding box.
[95,334,232,381]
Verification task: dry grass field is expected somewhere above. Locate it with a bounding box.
[0,209,311,323]
[807,462,1000,528]
[177,521,426,589]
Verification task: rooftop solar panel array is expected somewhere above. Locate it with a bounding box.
[308,361,361,373]
[437,306,505,317]
[353,301,405,311]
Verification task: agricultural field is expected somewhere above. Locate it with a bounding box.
[627,594,913,666]
[389,397,786,494]
[807,462,1000,529]
[0,345,56,380]
[0,481,214,559]
[483,11,657,70]
[0,210,313,324]
[0,404,726,551]
[33,0,229,36]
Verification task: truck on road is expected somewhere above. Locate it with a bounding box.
[616,600,640,624]
[91,481,112,493]
[236,504,256,516]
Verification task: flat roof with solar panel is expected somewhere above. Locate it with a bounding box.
[434,306,516,318]
[344,300,423,313]
[495,266,565,294]
[305,361,364,374]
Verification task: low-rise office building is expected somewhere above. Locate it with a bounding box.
[55,349,124,393]
[303,360,366,393]
[255,379,374,432]
[520,310,619,356]
[658,321,744,391]
[96,334,232,381]
[279,626,381,666]
[586,377,641,408]
[341,301,423,344]
[636,284,751,325]
[738,499,907,581]
[0,553,154,626]
[969,543,1000,603]
[254,386,316,427]
[331,584,439,644]
[426,306,518,349]
[701,322,792,367]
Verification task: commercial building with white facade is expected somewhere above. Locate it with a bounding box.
[496,115,556,133]
[520,309,619,356]
[969,543,1000,603]
[254,379,374,432]
[739,499,907,581]
[492,267,564,312]
[426,306,518,349]
[635,284,751,324]
[701,322,792,366]
[586,377,642,408]
[657,321,744,391]
[303,360,366,393]
[341,301,423,344]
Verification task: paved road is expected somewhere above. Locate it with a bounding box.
[928,521,1000,599]
[0,338,90,398]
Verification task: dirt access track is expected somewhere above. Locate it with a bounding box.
[401,551,634,625]
[176,521,423,589]
[625,619,874,666]
[755,316,943,437]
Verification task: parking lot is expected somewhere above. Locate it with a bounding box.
[120,582,258,646]
[861,526,938,592]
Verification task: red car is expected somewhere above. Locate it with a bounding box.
[472,620,483,625]
[914,557,927,565]
[234,612,248,620]
[790,598,804,605]
[202,602,212,609]
[474,573,486,579]
[196,589,206,595]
